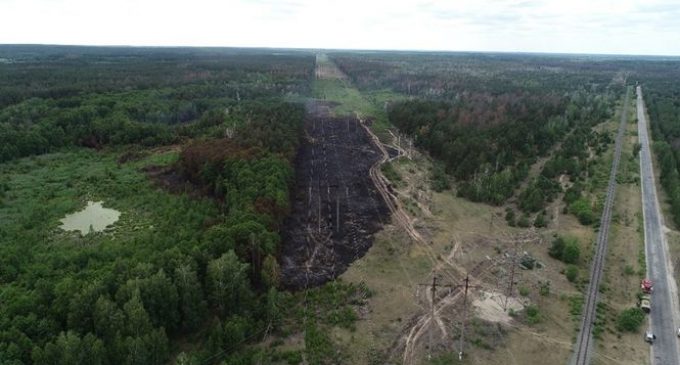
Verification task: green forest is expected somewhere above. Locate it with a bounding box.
[0,46,335,365]
[333,52,623,224]
[641,62,680,228]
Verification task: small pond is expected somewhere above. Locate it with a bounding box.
[59,201,121,235]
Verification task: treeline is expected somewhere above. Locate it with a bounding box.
[0,45,314,108]
[0,45,314,162]
[387,90,614,206]
[332,52,619,97]
[515,91,616,222]
[644,67,680,228]
[334,52,620,209]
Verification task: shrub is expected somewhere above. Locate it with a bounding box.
[563,182,583,205]
[525,305,541,324]
[519,286,530,297]
[565,265,578,283]
[569,296,584,316]
[616,307,645,332]
[430,162,450,192]
[549,237,565,260]
[534,213,547,228]
[562,240,580,264]
[517,215,531,228]
[549,236,580,264]
[570,198,594,225]
[505,208,516,227]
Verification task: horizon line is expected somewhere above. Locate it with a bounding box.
[2,42,680,59]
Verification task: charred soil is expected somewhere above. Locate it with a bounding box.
[281,102,390,288]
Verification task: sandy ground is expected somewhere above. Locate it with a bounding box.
[473,291,525,324]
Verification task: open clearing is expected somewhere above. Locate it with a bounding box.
[59,200,121,235]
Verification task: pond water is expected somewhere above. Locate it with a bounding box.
[59,201,121,235]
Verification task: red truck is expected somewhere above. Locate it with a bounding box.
[641,279,653,294]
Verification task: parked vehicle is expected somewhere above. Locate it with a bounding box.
[645,331,656,343]
[639,294,651,313]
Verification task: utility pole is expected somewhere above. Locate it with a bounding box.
[418,273,454,360]
[416,271,481,361]
[429,276,436,360]
[458,275,476,361]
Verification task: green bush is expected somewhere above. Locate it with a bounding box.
[616,307,645,332]
[430,162,450,192]
[569,295,584,315]
[549,237,566,259]
[549,236,580,264]
[519,286,530,297]
[534,213,547,228]
[562,240,580,264]
[525,305,541,325]
[565,265,578,283]
[517,215,531,228]
[570,198,594,225]
[505,208,516,227]
[563,182,583,205]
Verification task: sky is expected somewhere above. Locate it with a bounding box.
[1,0,680,55]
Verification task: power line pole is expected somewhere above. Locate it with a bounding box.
[417,274,445,359]
[459,275,475,361]
[428,275,436,360]
[418,273,454,360]
[417,272,481,361]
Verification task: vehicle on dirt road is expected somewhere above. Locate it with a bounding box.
[642,278,654,294]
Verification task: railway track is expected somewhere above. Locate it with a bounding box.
[570,87,630,365]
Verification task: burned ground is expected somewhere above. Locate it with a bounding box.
[280,103,390,289]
